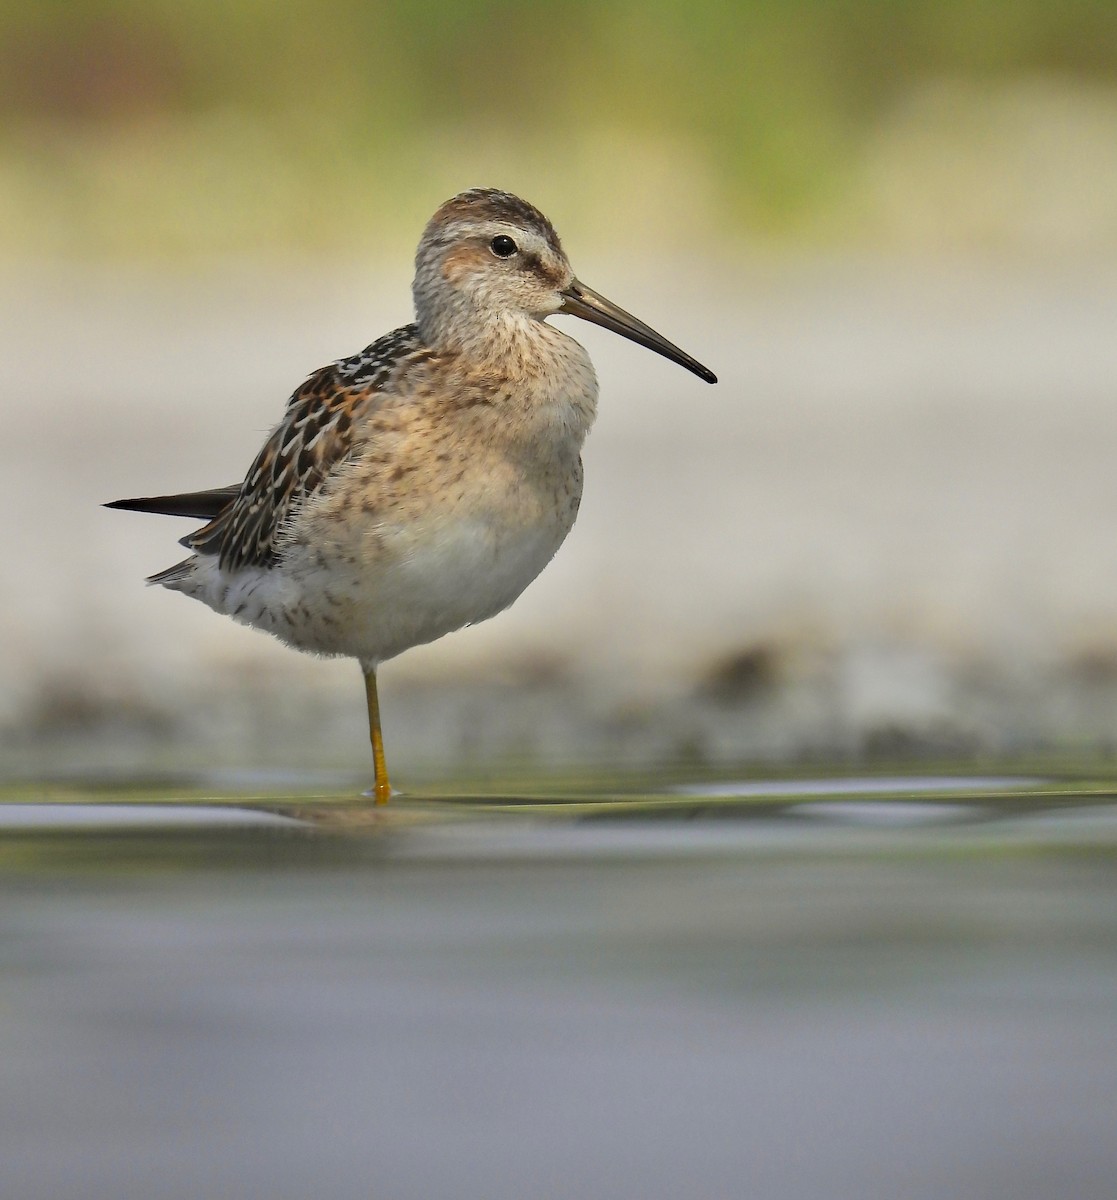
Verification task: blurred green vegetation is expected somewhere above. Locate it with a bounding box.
[0,0,1114,258]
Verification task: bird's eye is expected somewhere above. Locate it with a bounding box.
[489,235,518,258]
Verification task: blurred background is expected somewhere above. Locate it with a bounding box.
[3,0,1117,781]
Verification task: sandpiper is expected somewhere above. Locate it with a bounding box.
[108,188,716,801]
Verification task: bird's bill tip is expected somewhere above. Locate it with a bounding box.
[559,280,717,384]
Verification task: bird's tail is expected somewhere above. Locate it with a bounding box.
[104,485,239,521]
[145,559,195,587]
[106,487,238,587]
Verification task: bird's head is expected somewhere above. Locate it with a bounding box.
[413,188,716,383]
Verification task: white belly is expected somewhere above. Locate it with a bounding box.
[343,508,575,661]
[173,502,576,665]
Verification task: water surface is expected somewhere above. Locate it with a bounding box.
[3,770,1116,1200]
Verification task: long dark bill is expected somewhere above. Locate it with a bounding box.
[559,279,717,384]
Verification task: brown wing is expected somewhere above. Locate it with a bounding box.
[186,323,426,571]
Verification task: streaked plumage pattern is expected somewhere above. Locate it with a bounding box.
[108,188,716,800]
[186,324,429,571]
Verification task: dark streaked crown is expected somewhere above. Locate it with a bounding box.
[425,188,564,257]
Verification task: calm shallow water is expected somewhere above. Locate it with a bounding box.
[2,772,1116,1200]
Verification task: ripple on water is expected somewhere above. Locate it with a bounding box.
[672,775,1039,798]
[0,804,304,830]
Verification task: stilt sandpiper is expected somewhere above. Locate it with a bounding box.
[108,188,716,801]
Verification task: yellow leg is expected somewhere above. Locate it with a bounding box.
[362,665,392,804]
